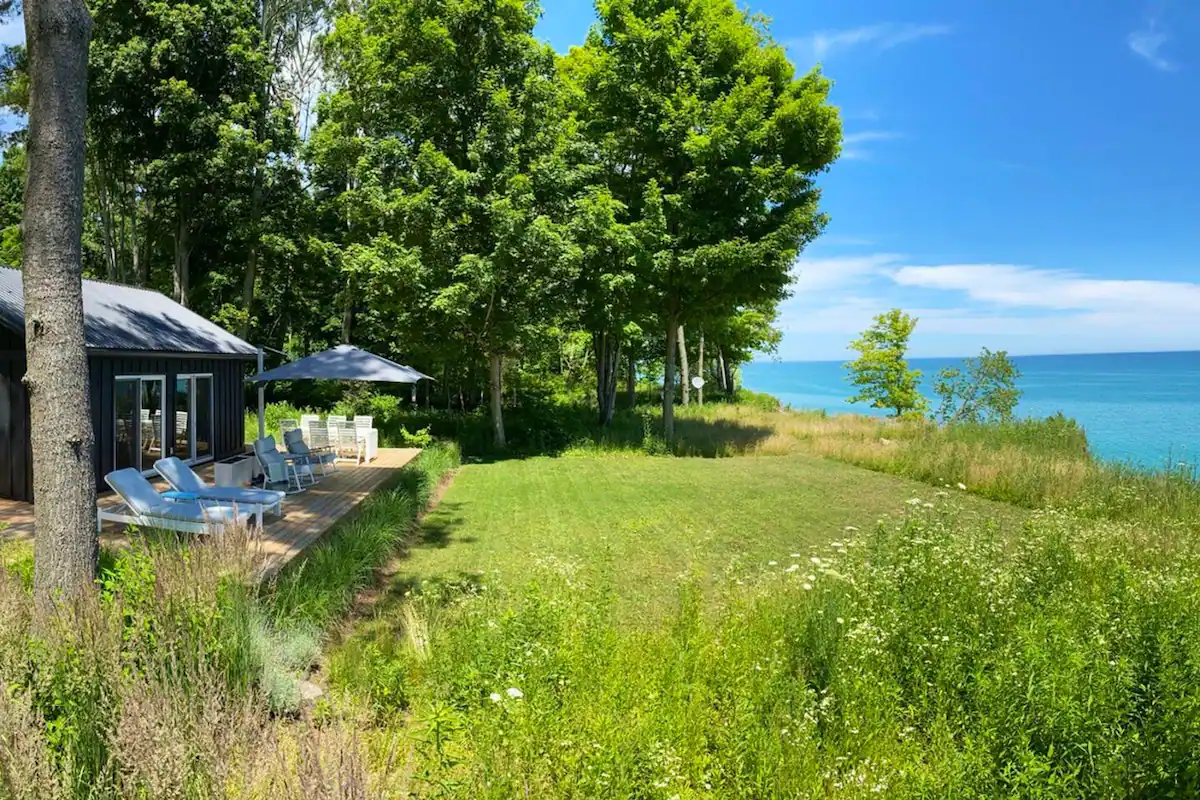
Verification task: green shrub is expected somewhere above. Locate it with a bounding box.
[734,387,784,412]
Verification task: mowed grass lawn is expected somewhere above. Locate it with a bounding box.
[376,452,1023,612]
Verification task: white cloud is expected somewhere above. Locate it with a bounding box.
[842,130,901,160]
[775,257,1200,359]
[794,23,951,62]
[789,253,902,294]
[893,264,1200,315]
[1128,19,1176,71]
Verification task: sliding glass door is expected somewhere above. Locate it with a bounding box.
[115,376,166,474]
[174,374,214,463]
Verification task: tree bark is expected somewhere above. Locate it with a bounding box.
[173,210,191,307]
[663,317,678,441]
[724,357,736,395]
[717,347,727,392]
[697,330,705,406]
[626,351,636,409]
[488,351,506,448]
[594,330,621,426]
[23,0,98,613]
[677,323,690,406]
[239,231,259,339]
[341,281,354,344]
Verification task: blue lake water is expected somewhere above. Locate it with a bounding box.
[741,352,1200,467]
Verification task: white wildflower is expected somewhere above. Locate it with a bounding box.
[844,525,859,532]
[906,498,921,506]
[506,687,524,699]
[490,693,502,703]
[802,583,813,591]
[785,564,800,573]
[956,482,967,490]
[836,617,845,625]
[810,556,822,564]
[768,560,778,566]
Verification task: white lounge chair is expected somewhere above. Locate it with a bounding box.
[100,468,256,535]
[153,457,285,527]
[253,436,315,493]
[284,429,338,477]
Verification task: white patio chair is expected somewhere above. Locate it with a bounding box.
[329,420,364,464]
[299,414,321,442]
[279,418,299,440]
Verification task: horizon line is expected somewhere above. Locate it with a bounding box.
[754,348,1200,365]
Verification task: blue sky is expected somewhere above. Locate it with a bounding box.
[540,1,1200,360]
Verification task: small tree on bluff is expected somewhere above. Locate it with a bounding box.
[846,309,927,417]
[933,348,1022,424]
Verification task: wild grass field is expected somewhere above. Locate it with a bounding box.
[10,401,1200,797]
[367,452,1021,615]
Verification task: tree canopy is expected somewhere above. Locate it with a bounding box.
[0,0,845,446]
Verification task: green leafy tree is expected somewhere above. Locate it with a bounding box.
[86,0,271,304]
[568,186,639,424]
[934,348,1022,424]
[0,139,24,265]
[846,309,927,417]
[311,0,578,447]
[565,0,842,439]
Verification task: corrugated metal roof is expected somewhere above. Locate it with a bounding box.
[0,266,257,356]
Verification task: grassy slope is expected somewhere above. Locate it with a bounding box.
[373,452,1022,614]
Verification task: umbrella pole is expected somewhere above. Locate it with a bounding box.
[257,346,266,441]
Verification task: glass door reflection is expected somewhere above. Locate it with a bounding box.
[114,376,166,474]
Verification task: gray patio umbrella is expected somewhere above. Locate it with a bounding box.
[248,344,433,439]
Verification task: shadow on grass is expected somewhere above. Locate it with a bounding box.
[408,501,470,549]
[376,404,777,462]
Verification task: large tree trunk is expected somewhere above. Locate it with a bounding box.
[697,330,705,406]
[724,357,736,395]
[625,351,636,409]
[173,211,191,307]
[594,330,621,426]
[488,352,506,448]
[240,230,259,339]
[23,0,98,613]
[677,323,690,406]
[341,283,354,344]
[663,317,678,441]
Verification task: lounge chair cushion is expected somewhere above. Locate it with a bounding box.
[154,457,285,507]
[104,468,255,527]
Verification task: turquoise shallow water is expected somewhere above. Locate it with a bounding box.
[741,352,1200,467]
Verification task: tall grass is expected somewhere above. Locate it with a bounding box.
[0,445,460,799]
[328,503,1200,797]
[264,443,460,628]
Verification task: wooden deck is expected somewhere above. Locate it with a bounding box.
[1,448,421,577]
